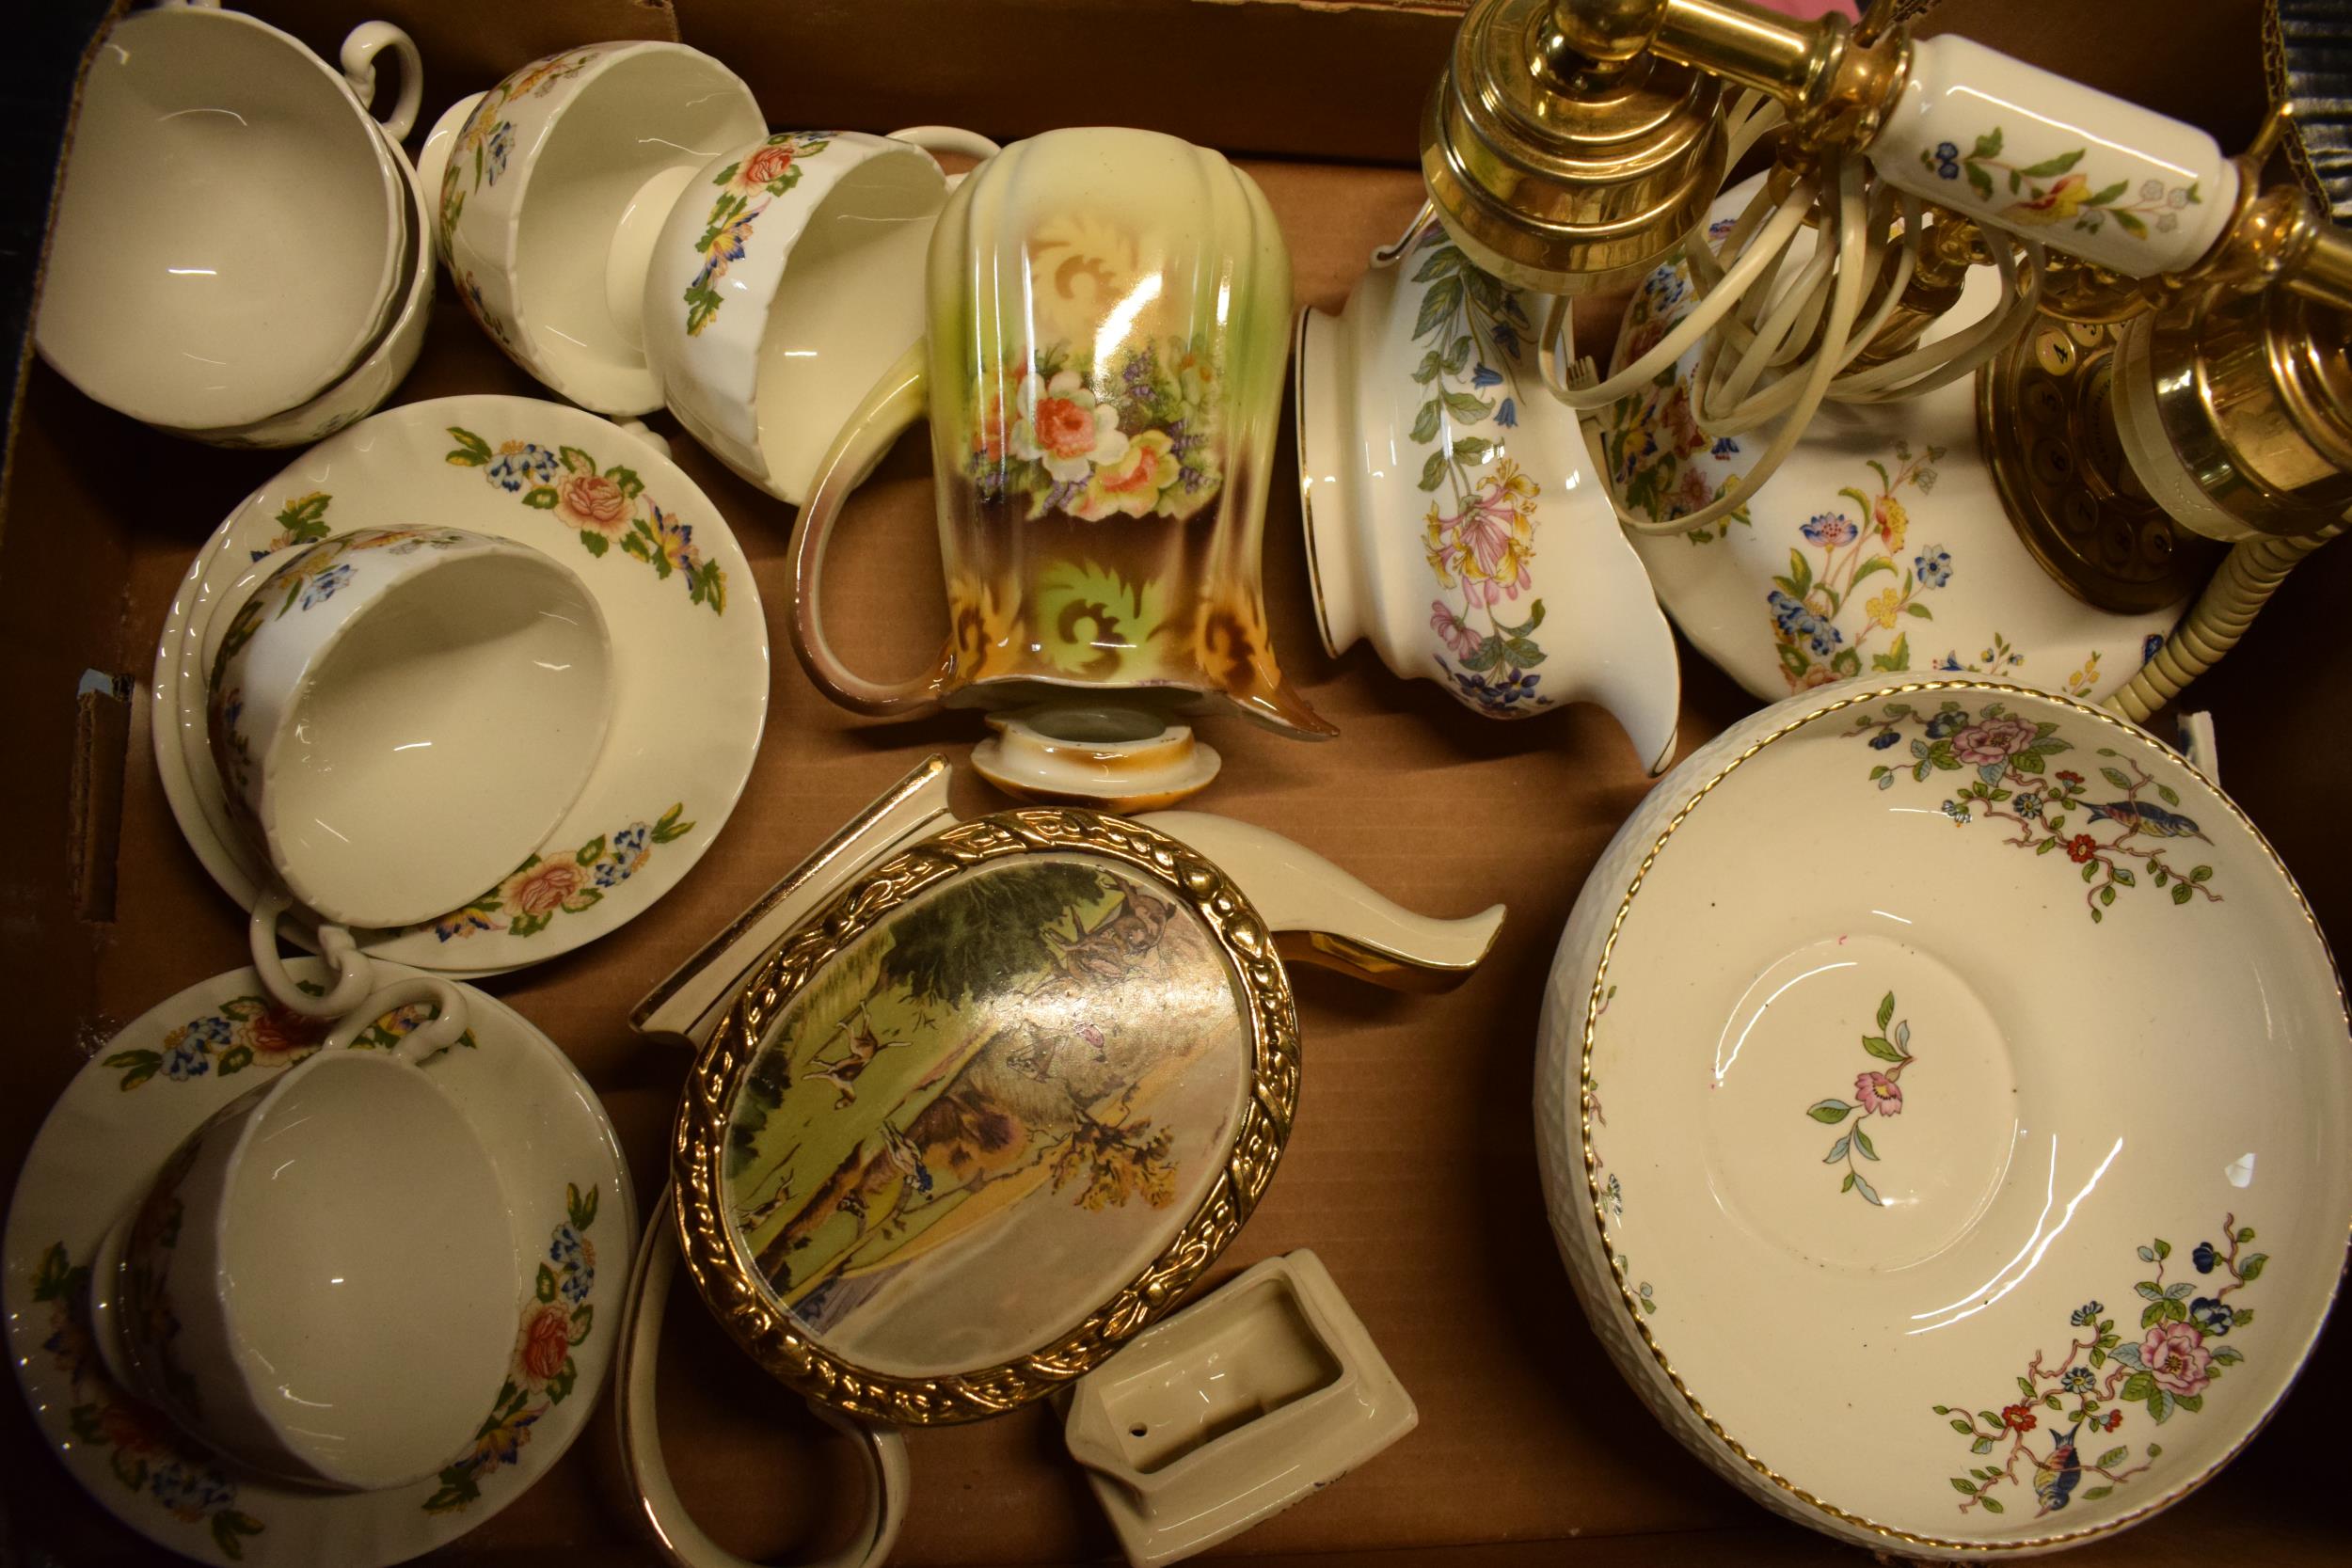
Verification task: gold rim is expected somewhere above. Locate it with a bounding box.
[1578,676,2352,1552]
[675,806,1302,1424]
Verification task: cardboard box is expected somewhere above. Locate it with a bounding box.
[2,1,2342,1563]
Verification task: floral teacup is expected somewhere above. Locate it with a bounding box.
[207,528,613,1010]
[643,125,999,504]
[787,128,1329,809]
[87,977,514,1492]
[417,42,765,414]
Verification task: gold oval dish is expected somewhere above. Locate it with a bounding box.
[672,807,1299,1423]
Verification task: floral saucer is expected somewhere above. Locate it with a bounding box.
[151,395,768,974]
[1536,676,2350,1555]
[1600,183,2181,705]
[4,959,635,1565]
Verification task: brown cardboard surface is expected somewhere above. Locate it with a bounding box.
[0,1,2344,1564]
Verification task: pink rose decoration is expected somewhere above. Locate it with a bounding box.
[503,858,586,917]
[1855,1070,1902,1116]
[556,472,630,536]
[736,143,795,190]
[2140,1321,2212,1396]
[1949,716,2038,767]
[519,1303,572,1384]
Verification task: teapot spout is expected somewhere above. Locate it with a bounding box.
[1136,812,1503,992]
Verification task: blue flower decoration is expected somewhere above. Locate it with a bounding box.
[548,1224,588,1272]
[485,120,515,185]
[2192,1240,2219,1274]
[1470,363,1504,389]
[1913,546,1953,588]
[162,1039,212,1081]
[299,562,354,610]
[1941,800,1971,825]
[1932,140,1962,180]
[1494,398,1518,428]
[1924,711,1964,739]
[1490,324,1520,357]
[2015,793,2042,818]
[486,442,560,494]
[1804,620,1843,658]
[2142,632,2166,664]
[2061,1367,2095,1394]
[1768,590,1807,632]
[2190,1296,2234,1336]
[2071,1300,2105,1326]
[1710,436,1740,458]
[1868,729,1901,750]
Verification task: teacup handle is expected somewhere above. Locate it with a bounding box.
[787,341,954,716]
[342,22,423,142]
[319,975,472,1062]
[248,888,377,1017]
[614,1197,909,1568]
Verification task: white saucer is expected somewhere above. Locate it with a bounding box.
[151,395,769,974]
[4,960,635,1566]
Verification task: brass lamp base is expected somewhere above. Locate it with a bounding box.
[1978,316,2224,615]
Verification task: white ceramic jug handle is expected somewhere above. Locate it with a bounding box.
[787,341,955,716]
[248,889,377,1017]
[615,1200,909,1568]
[883,125,1002,165]
[342,22,423,142]
[319,975,471,1061]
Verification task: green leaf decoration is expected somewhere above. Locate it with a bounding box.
[1410,400,1442,444]
[1411,350,1442,385]
[1948,1417,1972,1433]
[1443,334,1474,373]
[1875,991,1896,1031]
[1850,1168,1882,1206]
[1807,1100,1854,1124]
[1410,246,1463,283]
[536,1263,558,1303]
[1824,1136,1851,1164]
[1413,276,1464,341]
[1442,389,1496,422]
[1979,1496,2005,1514]
[1417,451,1450,492]
[1452,436,1493,466]
[1852,1126,1879,1161]
[1965,162,1994,201]
[1861,1034,1905,1063]
[2237,1253,2266,1282]
[520,485,560,510]
[569,1180,598,1230]
[1950,1477,1978,1496]
[445,426,493,467]
[2086,181,2130,207]
[1970,1436,1994,1454]
[2018,150,2085,179]
[212,1512,265,1560]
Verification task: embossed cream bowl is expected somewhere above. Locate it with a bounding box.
[1536,676,2350,1556]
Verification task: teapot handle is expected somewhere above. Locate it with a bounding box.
[1135,813,1505,992]
[787,342,955,717]
[614,1196,909,1568]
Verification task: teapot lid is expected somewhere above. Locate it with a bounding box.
[673,807,1298,1423]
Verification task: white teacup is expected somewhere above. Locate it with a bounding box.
[206,528,614,1006]
[177,135,437,450]
[418,42,765,415]
[38,2,422,432]
[87,979,518,1492]
[641,126,999,504]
